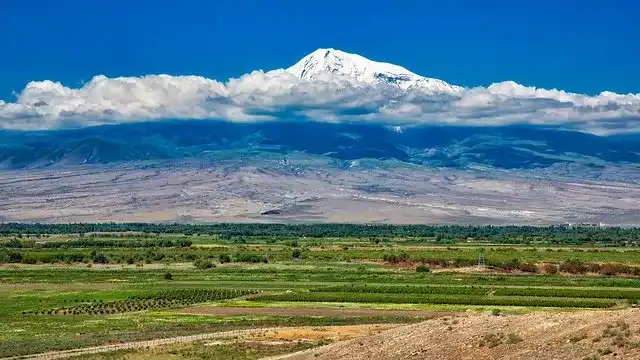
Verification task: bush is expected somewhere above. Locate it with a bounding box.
[416,264,430,273]
[559,259,587,274]
[587,262,602,273]
[8,251,23,263]
[234,253,268,263]
[598,348,612,355]
[163,272,173,280]
[20,255,38,264]
[542,263,559,274]
[219,254,232,263]
[92,254,109,264]
[506,333,523,344]
[292,249,302,260]
[518,262,538,273]
[382,252,409,264]
[492,258,521,271]
[193,259,214,269]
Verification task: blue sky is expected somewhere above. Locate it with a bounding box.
[0,0,638,134]
[1,0,638,101]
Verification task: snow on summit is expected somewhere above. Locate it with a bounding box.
[286,48,463,94]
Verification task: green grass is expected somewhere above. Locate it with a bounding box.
[3,231,640,357]
[5,266,640,287]
[313,284,640,300]
[251,291,619,308]
[0,311,417,358]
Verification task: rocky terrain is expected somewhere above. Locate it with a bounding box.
[270,309,640,360]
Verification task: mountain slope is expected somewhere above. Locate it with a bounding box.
[0,137,167,169]
[1,121,639,177]
[286,48,463,93]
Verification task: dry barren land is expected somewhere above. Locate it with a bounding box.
[272,309,640,360]
[0,160,639,224]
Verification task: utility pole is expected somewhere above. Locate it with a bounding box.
[478,248,485,267]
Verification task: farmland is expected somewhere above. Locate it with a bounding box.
[2,224,640,359]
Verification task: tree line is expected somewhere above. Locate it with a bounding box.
[1,223,639,244]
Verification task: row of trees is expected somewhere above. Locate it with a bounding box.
[381,253,640,277]
[2,238,192,249]
[0,249,273,265]
[1,223,639,244]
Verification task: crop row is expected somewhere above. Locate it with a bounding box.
[5,267,640,288]
[314,285,640,300]
[23,288,257,316]
[252,291,618,308]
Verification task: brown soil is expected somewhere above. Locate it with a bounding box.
[244,324,397,342]
[178,306,450,318]
[266,309,640,360]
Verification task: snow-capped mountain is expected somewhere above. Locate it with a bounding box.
[286,48,463,94]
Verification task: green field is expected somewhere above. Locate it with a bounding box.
[1,223,640,358]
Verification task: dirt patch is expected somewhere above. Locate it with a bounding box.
[430,265,502,274]
[178,306,450,318]
[269,309,640,360]
[244,324,396,342]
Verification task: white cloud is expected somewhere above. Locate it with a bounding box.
[1,70,639,134]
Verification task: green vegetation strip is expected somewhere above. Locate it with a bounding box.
[6,269,640,288]
[251,292,618,308]
[314,284,640,300]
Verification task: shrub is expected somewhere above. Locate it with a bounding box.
[569,332,587,342]
[382,252,409,264]
[20,255,38,264]
[92,254,109,264]
[597,348,612,355]
[234,253,268,263]
[416,264,430,273]
[479,333,503,348]
[193,259,214,269]
[163,272,173,280]
[559,259,587,274]
[494,258,521,271]
[518,262,538,273]
[292,249,302,260]
[506,333,523,344]
[542,263,559,274]
[8,251,23,263]
[587,263,603,273]
[219,254,232,263]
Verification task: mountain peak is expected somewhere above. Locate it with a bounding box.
[286,48,463,93]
